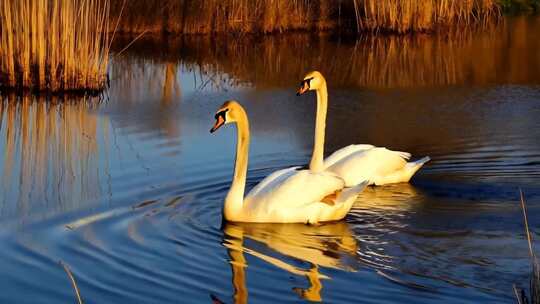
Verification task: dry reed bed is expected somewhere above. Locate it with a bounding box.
[0,0,504,93]
[0,0,112,93]
[354,0,501,33]
[108,0,500,35]
[109,0,335,34]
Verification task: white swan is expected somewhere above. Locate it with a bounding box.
[210,100,367,223]
[296,71,430,186]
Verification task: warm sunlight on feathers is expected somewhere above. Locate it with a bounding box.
[298,71,430,186]
[212,100,367,224]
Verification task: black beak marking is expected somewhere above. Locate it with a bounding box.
[296,77,314,96]
[210,109,228,133]
[214,109,228,120]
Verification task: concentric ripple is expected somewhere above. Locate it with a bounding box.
[1,22,540,303]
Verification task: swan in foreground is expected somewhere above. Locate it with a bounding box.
[210,100,367,223]
[296,71,430,186]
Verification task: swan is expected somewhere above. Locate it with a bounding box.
[296,71,430,186]
[210,100,367,224]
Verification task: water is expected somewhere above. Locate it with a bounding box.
[1,16,540,303]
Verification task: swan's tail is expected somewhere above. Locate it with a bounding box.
[371,156,431,185]
[337,181,368,203]
[403,156,430,181]
[333,181,368,219]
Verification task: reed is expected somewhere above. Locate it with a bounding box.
[0,0,111,93]
[60,261,83,304]
[109,0,335,35]
[514,190,540,304]
[108,0,500,35]
[355,0,501,33]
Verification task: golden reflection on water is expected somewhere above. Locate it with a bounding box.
[223,222,358,302]
[356,183,423,210]
[109,56,183,138]
[0,57,185,219]
[162,63,181,105]
[119,16,540,89]
[110,58,181,106]
[0,94,105,216]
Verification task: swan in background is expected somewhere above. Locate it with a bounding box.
[296,71,430,186]
[210,100,367,224]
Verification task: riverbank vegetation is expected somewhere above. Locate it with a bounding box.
[109,0,502,35]
[0,0,112,93]
[354,0,500,33]
[0,0,535,93]
[112,16,539,90]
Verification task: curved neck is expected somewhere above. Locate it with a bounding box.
[224,112,250,220]
[309,81,328,172]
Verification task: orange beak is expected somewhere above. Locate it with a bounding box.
[296,80,310,96]
[210,115,225,133]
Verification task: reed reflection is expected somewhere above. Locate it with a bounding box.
[223,221,358,302]
[118,16,540,89]
[109,56,183,138]
[0,94,105,219]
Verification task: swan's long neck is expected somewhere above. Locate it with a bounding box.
[309,81,328,172]
[224,112,250,220]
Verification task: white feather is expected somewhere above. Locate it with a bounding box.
[300,71,429,187]
[244,169,353,223]
[323,144,375,168]
[218,100,367,224]
[325,147,421,186]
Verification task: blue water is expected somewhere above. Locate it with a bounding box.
[1,17,540,303]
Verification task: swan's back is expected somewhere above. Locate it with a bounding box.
[326,147,411,186]
[245,169,344,211]
[323,144,375,168]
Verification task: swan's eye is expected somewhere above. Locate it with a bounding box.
[302,77,314,88]
[215,109,228,121]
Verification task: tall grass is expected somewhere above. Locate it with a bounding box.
[514,190,540,304]
[60,261,83,304]
[108,0,500,35]
[354,0,501,33]
[0,0,112,93]
[109,0,335,34]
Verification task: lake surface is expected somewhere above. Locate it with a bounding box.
[1,16,540,304]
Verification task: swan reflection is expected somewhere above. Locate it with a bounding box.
[222,221,358,302]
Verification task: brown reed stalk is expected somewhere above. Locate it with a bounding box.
[514,189,540,304]
[0,0,502,50]
[0,0,112,93]
[60,261,83,304]
[107,0,336,35]
[104,0,500,35]
[357,0,500,33]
